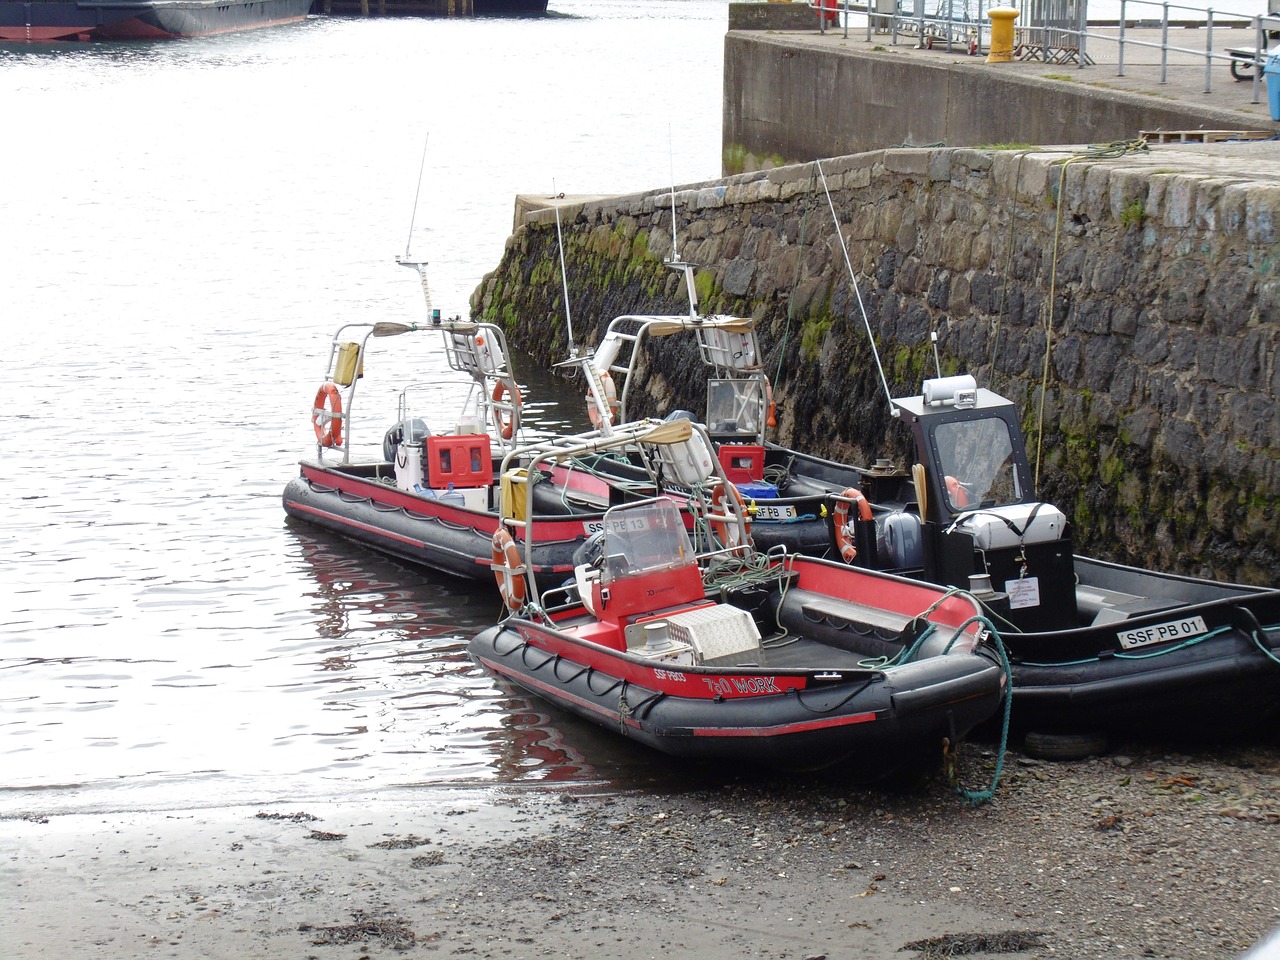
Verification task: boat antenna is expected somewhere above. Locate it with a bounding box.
[396,134,433,312]
[930,330,943,377]
[663,131,699,320]
[816,158,892,414]
[552,185,578,358]
[669,130,680,262]
[403,133,429,264]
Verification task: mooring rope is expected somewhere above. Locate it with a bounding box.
[1033,138,1149,486]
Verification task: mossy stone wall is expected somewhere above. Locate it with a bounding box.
[473,146,1280,585]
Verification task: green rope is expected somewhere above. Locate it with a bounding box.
[1252,628,1280,666]
[1016,621,1280,668]
[1113,625,1230,659]
[947,613,1013,807]
[856,622,939,669]
[1032,138,1149,487]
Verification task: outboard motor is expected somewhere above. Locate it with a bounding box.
[879,510,924,569]
[386,418,430,492]
[663,409,700,425]
[383,418,429,462]
[939,502,1075,630]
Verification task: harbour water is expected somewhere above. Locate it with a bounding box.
[0,0,729,816]
[2,0,1274,820]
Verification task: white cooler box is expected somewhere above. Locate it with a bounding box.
[953,502,1066,550]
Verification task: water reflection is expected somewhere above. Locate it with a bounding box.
[290,528,711,791]
[289,526,603,784]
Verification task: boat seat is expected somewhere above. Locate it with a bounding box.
[1076,586,1182,626]
[788,589,914,635]
[775,588,917,660]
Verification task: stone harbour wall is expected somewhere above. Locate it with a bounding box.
[473,145,1280,585]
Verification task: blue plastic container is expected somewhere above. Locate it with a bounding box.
[736,480,779,500]
[1265,54,1280,122]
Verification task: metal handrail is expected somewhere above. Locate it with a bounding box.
[805,0,1279,101]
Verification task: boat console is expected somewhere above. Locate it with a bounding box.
[892,376,1079,631]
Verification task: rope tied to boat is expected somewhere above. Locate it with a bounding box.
[704,547,799,645]
[617,680,632,735]
[1233,604,1280,667]
[944,613,1013,807]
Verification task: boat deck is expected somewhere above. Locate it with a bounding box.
[756,635,887,671]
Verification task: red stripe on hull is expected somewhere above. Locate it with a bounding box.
[284,500,433,551]
[689,711,880,737]
[476,656,881,738]
[297,464,596,542]
[0,24,94,39]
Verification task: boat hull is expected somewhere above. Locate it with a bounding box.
[470,622,1003,772]
[0,0,311,41]
[282,462,594,582]
[1003,577,1280,736]
[757,443,1280,739]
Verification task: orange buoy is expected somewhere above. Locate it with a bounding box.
[492,379,522,440]
[833,487,873,563]
[491,528,528,611]
[710,482,752,555]
[312,383,343,448]
[587,372,620,429]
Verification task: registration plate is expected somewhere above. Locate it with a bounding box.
[1117,615,1208,650]
[753,503,797,522]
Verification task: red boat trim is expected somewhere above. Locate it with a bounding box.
[688,712,879,737]
[476,656,647,730]
[476,655,882,737]
[285,496,574,574]
[285,500,429,549]
[298,463,595,541]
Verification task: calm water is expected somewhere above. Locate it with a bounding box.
[3,0,1269,820]
[0,1,728,815]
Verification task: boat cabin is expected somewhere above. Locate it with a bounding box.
[891,376,1077,631]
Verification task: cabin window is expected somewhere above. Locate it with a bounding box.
[599,498,693,582]
[706,378,765,436]
[933,416,1021,511]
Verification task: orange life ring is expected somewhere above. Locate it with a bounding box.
[491,379,521,441]
[312,383,343,448]
[587,371,620,429]
[710,482,752,554]
[491,528,528,611]
[833,487,873,564]
[945,475,971,509]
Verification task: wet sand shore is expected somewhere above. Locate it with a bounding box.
[4,737,1278,960]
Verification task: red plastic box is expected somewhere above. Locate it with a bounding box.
[426,434,493,489]
[718,444,764,484]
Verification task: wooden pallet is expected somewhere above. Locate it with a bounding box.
[1140,129,1276,143]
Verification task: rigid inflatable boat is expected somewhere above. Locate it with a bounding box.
[469,420,1007,774]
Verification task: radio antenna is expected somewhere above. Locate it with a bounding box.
[396,134,432,310]
[552,185,578,357]
[402,134,429,263]
[664,128,698,319]
[816,158,892,414]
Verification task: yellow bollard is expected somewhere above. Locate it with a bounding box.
[986,6,1019,63]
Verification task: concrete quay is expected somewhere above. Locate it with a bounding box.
[725,2,1280,169]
